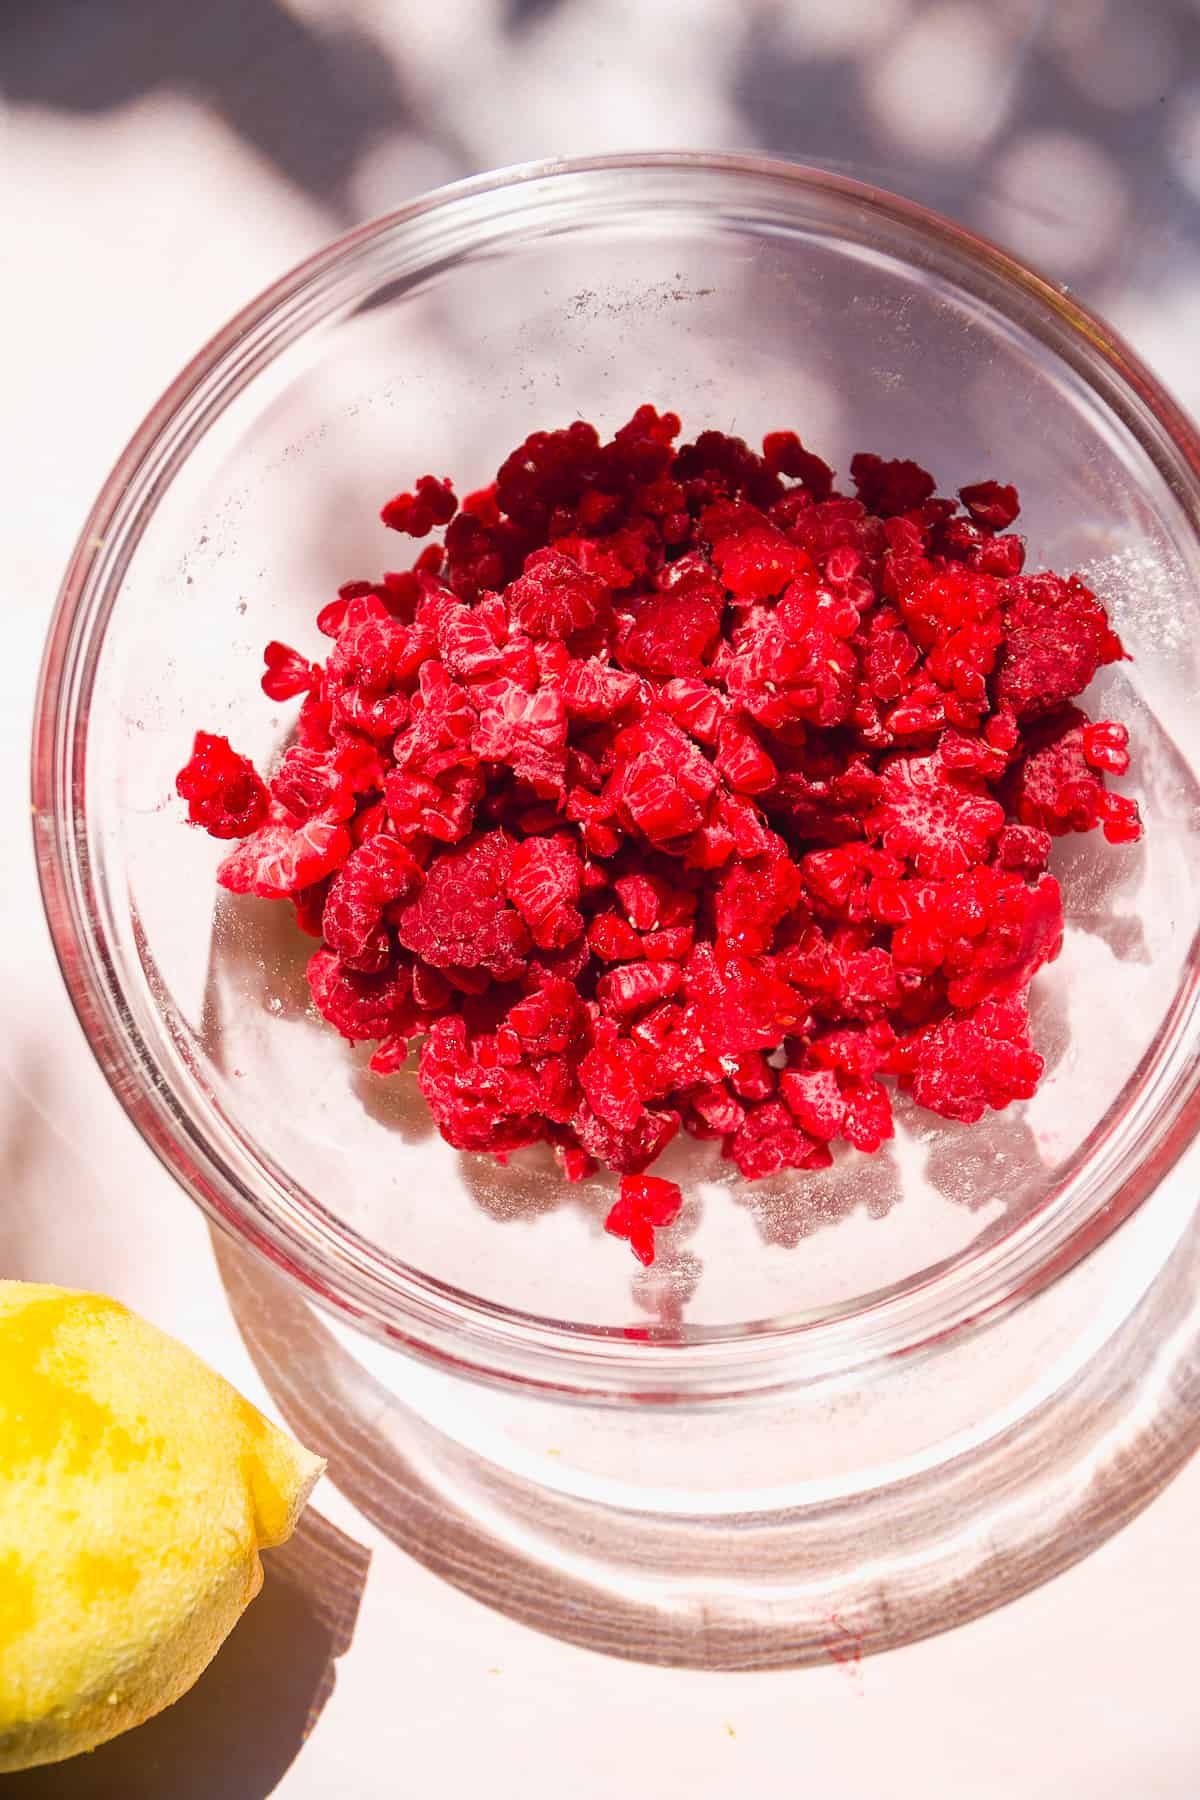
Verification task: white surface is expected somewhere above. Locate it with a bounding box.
[4,1,1200,1792]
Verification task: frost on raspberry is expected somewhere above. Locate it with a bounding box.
[895,992,1044,1124]
[997,573,1125,719]
[177,732,269,839]
[605,1173,683,1266]
[393,830,530,978]
[469,678,568,796]
[867,750,1004,877]
[218,818,351,898]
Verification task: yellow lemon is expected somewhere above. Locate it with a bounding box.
[0,1280,324,1773]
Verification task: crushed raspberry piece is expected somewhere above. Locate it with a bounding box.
[761,430,835,499]
[381,475,457,537]
[261,641,316,702]
[596,959,683,1017]
[619,580,724,677]
[186,406,1141,1241]
[322,833,423,971]
[505,835,584,949]
[958,480,1020,530]
[218,818,351,898]
[850,453,936,517]
[470,678,568,796]
[177,732,269,839]
[604,1173,683,1266]
[1006,707,1143,844]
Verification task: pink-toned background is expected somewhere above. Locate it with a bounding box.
[4,1,1200,1792]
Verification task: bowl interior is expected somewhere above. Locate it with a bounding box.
[70,163,1200,1348]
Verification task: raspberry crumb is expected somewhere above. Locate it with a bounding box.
[179,407,1142,1266]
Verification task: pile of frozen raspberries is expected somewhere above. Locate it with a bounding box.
[178,406,1142,1265]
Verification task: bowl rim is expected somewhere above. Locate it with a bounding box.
[31,149,1200,1402]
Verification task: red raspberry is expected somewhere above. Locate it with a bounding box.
[393,831,530,978]
[381,474,457,536]
[604,1174,683,1266]
[176,732,268,839]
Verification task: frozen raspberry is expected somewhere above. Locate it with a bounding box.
[715,717,777,795]
[604,1173,683,1266]
[507,548,608,640]
[713,849,804,955]
[868,751,1005,878]
[578,1021,651,1133]
[261,641,316,702]
[839,1077,893,1152]
[706,505,814,601]
[997,573,1125,719]
[619,579,724,678]
[1006,708,1142,844]
[394,831,529,978]
[381,474,457,536]
[418,1016,544,1153]
[308,948,413,1044]
[614,872,695,935]
[505,835,584,949]
[728,1101,832,1181]
[390,660,476,777]
[385,765,483,844]
[177,732,269,839]
[994,823,1053,873]
[958,480,1020,530]
[850,454,936,517]
[322,833,423,971]
[896,992,1044,1124]
[570,1101,681,1175]
[561,657,643,721]
[469,679,568,796]
[436,603,508,682]
[656,676,727,744]
[558,1145,598,1183]
[596,959,683,1017]
[217,818,351,898]
[725,585,858,730]
[779,1066,843,1139]
[761,430,835,499]
[683,944,805,1055]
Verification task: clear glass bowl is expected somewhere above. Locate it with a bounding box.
[33,154,1200,1424]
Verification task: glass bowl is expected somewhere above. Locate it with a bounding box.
[33,153,1200,1402]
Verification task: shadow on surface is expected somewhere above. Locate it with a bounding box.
[0,0,468,220]
[3,1508,370,1798]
